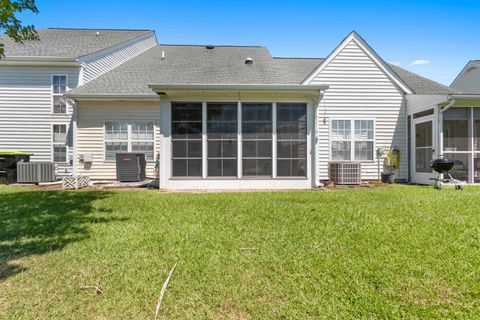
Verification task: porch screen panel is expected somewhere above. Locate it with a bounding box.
[242,103,272,176]
[207,103,237,177]
[171,103,202,177]
[276,103,307,177]
[443,108,469,152]
[415,121,432,173]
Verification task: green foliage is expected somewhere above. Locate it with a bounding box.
[0,185,479,319]
[0,0,39,57]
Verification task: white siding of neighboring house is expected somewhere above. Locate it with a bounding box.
[307,39,408,181]
[79,32,157,84]
[0,32,157,179]
[451,61,480,93]
[76,100,160,180]
[0,66,80,176]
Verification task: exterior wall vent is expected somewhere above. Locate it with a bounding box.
[328,162,362,185]
[245,57,253,65]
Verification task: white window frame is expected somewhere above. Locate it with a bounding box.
[52,123,68,163]
[329,118,376,162]
[51,74,68,115]
[104,120,155,162]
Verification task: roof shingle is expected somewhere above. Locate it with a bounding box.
[68,45,324,96]
[67,43,455,96]
[0,28,153,58]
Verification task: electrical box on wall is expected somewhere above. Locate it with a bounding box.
[79,153,93,162]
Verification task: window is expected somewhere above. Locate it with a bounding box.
[331,119,374,161]
[104,121,154,161]
[131,122,155,160]
[242,103,272,176]
[53,124,67,162]
[52,75,67,114]
[277,103,307,177]
[207,103,237,177]
[171,103,202,177]
[354,120,374,161]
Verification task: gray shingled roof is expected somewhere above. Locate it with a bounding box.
[389,64,458,94]
[68,43,454,96]
[68,45,324,96]
[0,28,153,58]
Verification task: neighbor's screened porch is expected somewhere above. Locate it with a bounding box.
[441,107,480,183]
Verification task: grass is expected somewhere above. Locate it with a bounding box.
[0,185,479,319]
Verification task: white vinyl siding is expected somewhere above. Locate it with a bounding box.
[76,101,160,180]
[451,61,480,94]
[307,39,407,180]
[0,66,79,176]
[79,32,157,83]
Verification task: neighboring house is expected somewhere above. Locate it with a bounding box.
[451,60,480,93]
[0,28,157,176]
[2,29,471,189]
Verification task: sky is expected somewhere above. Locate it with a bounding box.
[14,0,480,85]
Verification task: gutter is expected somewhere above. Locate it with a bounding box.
[148,83,329,92]
[440,98,456,113]
[66,93,160,101]
[0,56,80,66]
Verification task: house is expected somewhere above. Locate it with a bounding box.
[1,29,469,189]
[0,28,157,176]
[451,60,480,93]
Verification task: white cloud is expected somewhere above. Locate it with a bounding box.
[410,59,431,65]
[388,61,401,66]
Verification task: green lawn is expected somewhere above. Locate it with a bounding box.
[0,185,479,319]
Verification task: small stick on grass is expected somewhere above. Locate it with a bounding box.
[154,264,177,320]
[80,280,103,295]
[239,247,257,251]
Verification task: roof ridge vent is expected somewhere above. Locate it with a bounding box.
[245,57,253,65]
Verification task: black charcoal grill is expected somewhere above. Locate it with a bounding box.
[430,156,462,190]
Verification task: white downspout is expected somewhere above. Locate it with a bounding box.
[438,98,455,158]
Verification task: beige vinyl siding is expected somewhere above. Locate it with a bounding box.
[76,100,160,180]
[0,66,79,176]
[308,39,408,180]
[79,32,157,83]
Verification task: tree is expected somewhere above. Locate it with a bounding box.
[0,0,39,57]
